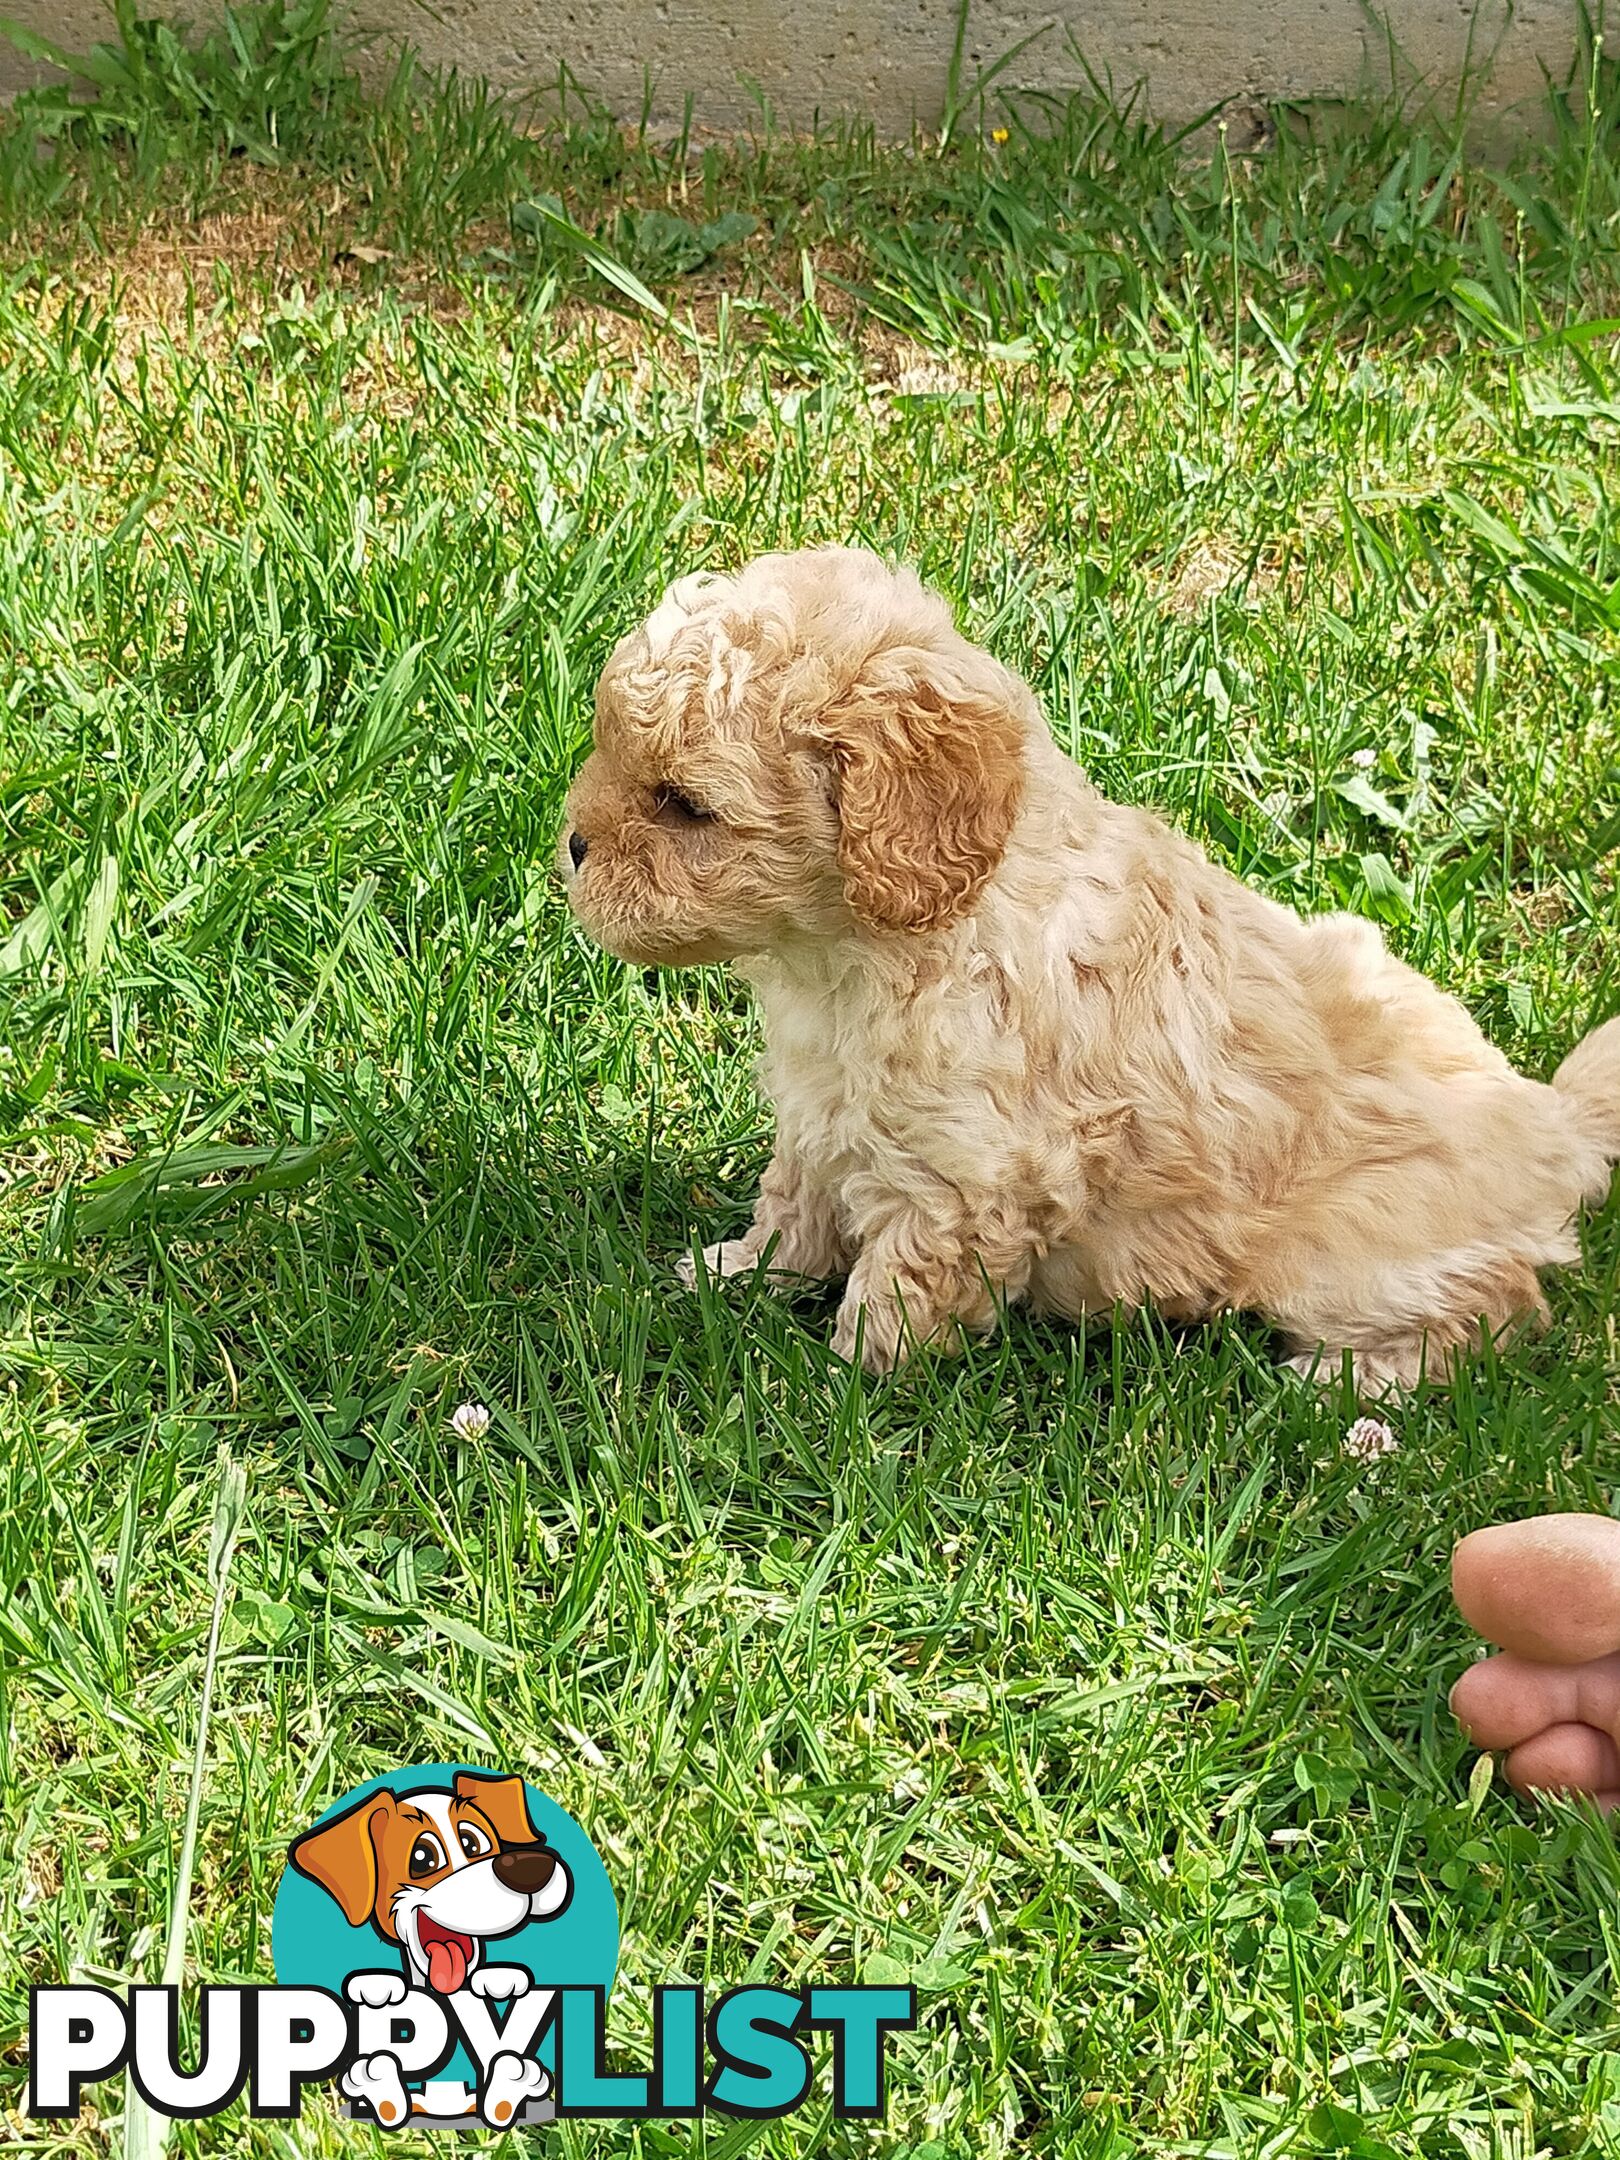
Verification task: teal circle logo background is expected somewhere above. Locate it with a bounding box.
[271,1762,618,2055]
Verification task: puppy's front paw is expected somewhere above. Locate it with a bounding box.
[831,1294,908,1373]
[345,1971,408,2009]
[676,1237,760,1287]
[468,1964,530,2001]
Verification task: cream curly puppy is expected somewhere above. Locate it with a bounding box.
[560,547,1620,1388]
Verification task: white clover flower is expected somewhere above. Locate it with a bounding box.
[450,1401,491,1440]
[1343,1415,1398,1462]
[1351,747,1377,770]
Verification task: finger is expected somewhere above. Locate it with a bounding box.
[1505,1721,1620,1797]
[1450,1654,1582,1748]
[1452,1516,1620,1663]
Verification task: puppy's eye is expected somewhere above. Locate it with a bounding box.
[653,786,715,825]
[408,1834,447,1878]
[457,1823,493,1859]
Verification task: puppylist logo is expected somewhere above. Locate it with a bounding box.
[28,1763,917,2128]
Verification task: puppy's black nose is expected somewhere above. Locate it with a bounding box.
[493,1844,558,1895]
[568,830,588,870]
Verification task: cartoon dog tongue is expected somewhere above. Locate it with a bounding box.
[421,1923,471,1994]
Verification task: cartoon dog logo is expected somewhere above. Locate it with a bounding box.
[289,1770,573,2125]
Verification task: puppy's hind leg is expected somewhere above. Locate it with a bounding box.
[1277,1244,1552,1397]
[677,1138,850,1287]
[343,2054,412,2127]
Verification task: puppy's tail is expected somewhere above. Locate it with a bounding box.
[1554,1016,1620,1181]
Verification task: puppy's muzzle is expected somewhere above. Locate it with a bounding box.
[492,1843,560,1895]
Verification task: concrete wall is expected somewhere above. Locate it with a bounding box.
[0,0,1581,135]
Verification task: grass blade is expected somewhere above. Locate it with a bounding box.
[122,1456,247,2160]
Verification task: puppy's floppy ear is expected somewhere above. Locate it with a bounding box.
[289,1791,393,1926]
[454,1770,540,1847]
[821,641,1027,933]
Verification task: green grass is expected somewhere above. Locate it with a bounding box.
[3,5,1620,2154]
